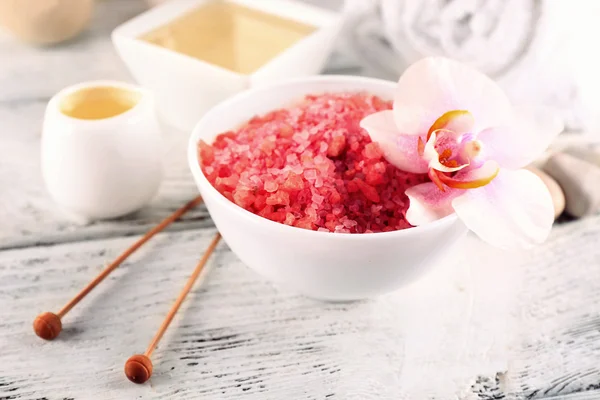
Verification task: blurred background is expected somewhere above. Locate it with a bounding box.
[1,0,599,136]
[338,0,600,137]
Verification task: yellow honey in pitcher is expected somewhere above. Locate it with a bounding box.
[139,2,317,74]
[60,86,142,120]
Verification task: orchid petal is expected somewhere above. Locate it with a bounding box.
[424,129,470,172]
[477,107,564,169]
[438,160,500,189]
[428,169,446,192]
[417,136,425,156]
[360,110,428,173]
[427,110,474,140]
[406,182,464,226]
[393,57,512,135]
[451,169,554,249]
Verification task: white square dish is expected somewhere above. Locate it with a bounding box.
[112,0,342,131]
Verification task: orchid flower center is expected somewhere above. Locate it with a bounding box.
[463,139,482,159]
[418,110,499,191]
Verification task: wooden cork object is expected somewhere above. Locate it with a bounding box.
[0,0,94,45]
[33,312,62,340]
[125,355,154,384]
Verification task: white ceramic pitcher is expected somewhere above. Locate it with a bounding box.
[41,80,163,222]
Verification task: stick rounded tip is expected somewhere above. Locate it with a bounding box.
[33,312,62,340]
[125,354,153,384]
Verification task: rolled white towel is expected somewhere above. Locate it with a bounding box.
[340,0,600,136]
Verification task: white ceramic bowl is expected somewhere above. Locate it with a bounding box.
[188,76,468,301]
[112,0,341,131]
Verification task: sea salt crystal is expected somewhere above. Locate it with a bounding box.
[296,143,308,154]
[304,169,318,181]
[312,193,325,205]
[343,219,358,228]
[250,175,263,187]
[299,131,310,140]
[264,181,279,193]
[266,191,290,206]
[371,204,383,214]
[284,212,295,225]
[220,153,232,164]
[364,142,383,159]
[334,225,351,234]
[314,154,327,164]
[392,195,404,205]
[199,92,428,233]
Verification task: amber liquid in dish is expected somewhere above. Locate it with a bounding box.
[60,86,142,120]
[139,2,317,74]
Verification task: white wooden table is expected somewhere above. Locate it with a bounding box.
[1,1,600,399]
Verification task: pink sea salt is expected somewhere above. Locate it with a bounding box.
[199,92,429,233]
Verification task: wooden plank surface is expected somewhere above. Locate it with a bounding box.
[0,228,442,399]
[0,227,522,399]
[1,217,599,399]
[503,215,600,400]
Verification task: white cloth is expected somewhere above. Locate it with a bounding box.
[336,0,600,136]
